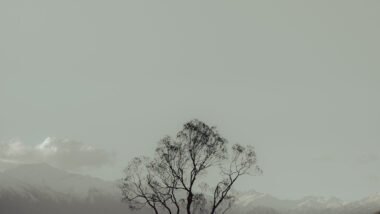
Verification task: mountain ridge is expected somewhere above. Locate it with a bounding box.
[0,163,379,214]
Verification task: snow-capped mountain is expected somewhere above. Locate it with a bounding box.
[295,196,344,209]
[234,190,297,210]
[0,163,379,214]
[340,193,380,214]
[232,190,380,214]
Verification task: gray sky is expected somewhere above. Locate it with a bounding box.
[1,0,379,201]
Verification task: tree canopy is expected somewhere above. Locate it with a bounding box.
[120,119,262,214]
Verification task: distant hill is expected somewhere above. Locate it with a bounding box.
[0,164,379,214]
[0,163,137,214]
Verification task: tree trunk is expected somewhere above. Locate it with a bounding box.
[174,203,180,214]
[163,204,172,214]
[186,193,193,214]
[210,206,216,214]
[153,207,159,214]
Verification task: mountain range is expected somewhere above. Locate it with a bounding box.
[0,163,379,214]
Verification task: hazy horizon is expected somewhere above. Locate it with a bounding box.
[1,0,379,202]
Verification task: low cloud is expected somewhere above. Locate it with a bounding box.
[0,137,113,170]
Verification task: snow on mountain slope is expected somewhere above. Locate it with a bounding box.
[234,190,297,210]
[345,193,380,212]
[295,196,344,209]
[360,193,380,205]
[233,189,380,214]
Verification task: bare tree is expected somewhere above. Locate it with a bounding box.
[120,119,262,214]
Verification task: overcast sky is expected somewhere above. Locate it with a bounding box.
[1,0,379,201]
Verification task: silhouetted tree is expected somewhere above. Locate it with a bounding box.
[120,119,262,214]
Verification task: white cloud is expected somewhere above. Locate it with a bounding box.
[0,137,113,170]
